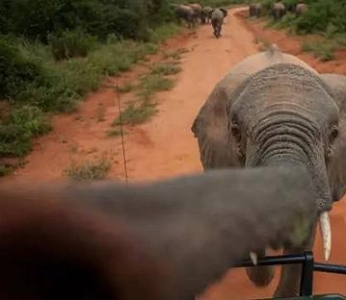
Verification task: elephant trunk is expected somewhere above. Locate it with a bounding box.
[244,114,332,285]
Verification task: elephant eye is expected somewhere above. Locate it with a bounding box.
[329,127,339,144]
[231,123,241,142]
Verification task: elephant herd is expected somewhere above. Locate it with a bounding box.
[249,1,308,20]
[170,3,228,38]
[2,46,346,300]
[1,7,346,300]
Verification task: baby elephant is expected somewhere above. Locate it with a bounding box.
[211,8,228,38]
[295,3,308,17]
[249,3,262,18]
[0,166,316,300]
[202,6,213,24]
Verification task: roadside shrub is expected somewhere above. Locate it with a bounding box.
[295,1,335,34]
[0,105,51,157]
[0,38,41,99]
[301,41,336,61]
[64,156,111,181]
[48,28,97,60]
[9,105,51,136]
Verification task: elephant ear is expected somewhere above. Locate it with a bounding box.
[220,8,228,17]
[320,73,346,201]
[191,74,247,170]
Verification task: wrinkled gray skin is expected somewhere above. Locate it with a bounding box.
[295,3,308,17]
[191,45,346,297]
[171,4,195,28]
[211,8,228,38]
[202,6,213,24]
[0,167,317,300]
[272,2,286,20]
[186,3,203,24]
[249,3,262,18]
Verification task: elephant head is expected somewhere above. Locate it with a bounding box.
[249,3,261,18]
[272,2,286,20]
[202,6,213,24]
[186,3,203,23]
[0,167,316,300]
[171,4,195,28]
[191,45,346,297]
[295,3,308,17]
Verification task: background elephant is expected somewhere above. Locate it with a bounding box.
[249,3,262,18]
[202,6,213,24]
[191,44,346,297]
[186,3,203,24]
[295,3,308,17]
[171,4,195,28]
[211,8,228,38]
[272,2,286,20]
[249,3,256,17]
[0,167,316,300]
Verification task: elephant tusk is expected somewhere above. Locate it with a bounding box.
[319,212,331,261]
[249,252,258,265]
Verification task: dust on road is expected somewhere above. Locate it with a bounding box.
[2,6,346,300]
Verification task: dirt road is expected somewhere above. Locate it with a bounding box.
[2,6,346,299]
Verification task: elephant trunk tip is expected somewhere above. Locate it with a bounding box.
[268,44,280,55]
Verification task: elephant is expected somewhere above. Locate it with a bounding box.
[0,166,317,300]
[191,44,346,297]
[210,8,228,38]
[272,2,286,21]
[186,3,203,24]
[171,4,196,28]
[249,3,262,18]
[202,6,213,24]
[295,3,308,17]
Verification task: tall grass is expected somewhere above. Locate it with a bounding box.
[0,23,180,176]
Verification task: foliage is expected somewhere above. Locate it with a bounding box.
[0,21,175,175]
[64,156,111,181]
[0,0,179,43]
[0,0,242,176]
[257,0,346,60]
[0,105,51,158]
[137,74,175,101]
[259,0,346,36]
[150,62,182,76]
[0,38,42,100]
[112,101,157,126]
[48,28,97,60]
[301,41,336,61]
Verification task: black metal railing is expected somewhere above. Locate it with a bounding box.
[233,252,346,297]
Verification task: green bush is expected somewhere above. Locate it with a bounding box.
[9,105,51,136]
[112,101,157,126]
[295,1,336,34]
[301,41,336,61]
[0,38,41,99]
[262,0,346,36]
[12,39,159,113]
[48,28,97,60]
[64,156,111,181]
[0,105,51,157]
[0,0,181,43]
